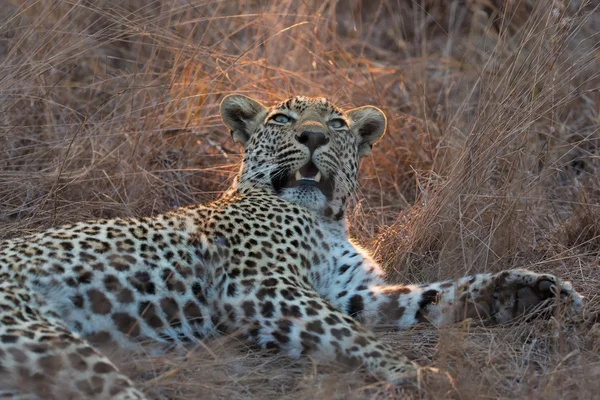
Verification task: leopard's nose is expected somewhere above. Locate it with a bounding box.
[295,130,329,153]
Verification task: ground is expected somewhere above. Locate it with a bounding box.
[1,0,599,399]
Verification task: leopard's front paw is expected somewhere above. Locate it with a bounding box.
[492,269,583,323]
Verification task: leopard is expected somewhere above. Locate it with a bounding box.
[0,94,583,399]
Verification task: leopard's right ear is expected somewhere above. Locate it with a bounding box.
[220,94,267,146]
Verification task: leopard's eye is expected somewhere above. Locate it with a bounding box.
[329,118,347,129]
[269,114,292,124]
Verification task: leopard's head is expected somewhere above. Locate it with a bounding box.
[220,94,386,220]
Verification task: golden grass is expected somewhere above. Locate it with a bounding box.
[1,0,599,398]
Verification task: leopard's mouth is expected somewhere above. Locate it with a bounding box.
[272,161,335,200]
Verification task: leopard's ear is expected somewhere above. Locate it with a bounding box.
[220,94,267,146]
[347,106,387,157]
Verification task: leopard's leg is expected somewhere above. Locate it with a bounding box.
[215,276,417,383]
[0,282,146,400]
[365,270,581,327]
[319,249,582,327]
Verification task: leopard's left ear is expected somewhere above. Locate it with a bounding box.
[347,106,387,157]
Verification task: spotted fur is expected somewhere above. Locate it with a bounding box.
[0,95,583,399]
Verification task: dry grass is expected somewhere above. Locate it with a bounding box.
[1,0,600,398]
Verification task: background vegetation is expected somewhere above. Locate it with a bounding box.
[1,0,599,398]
